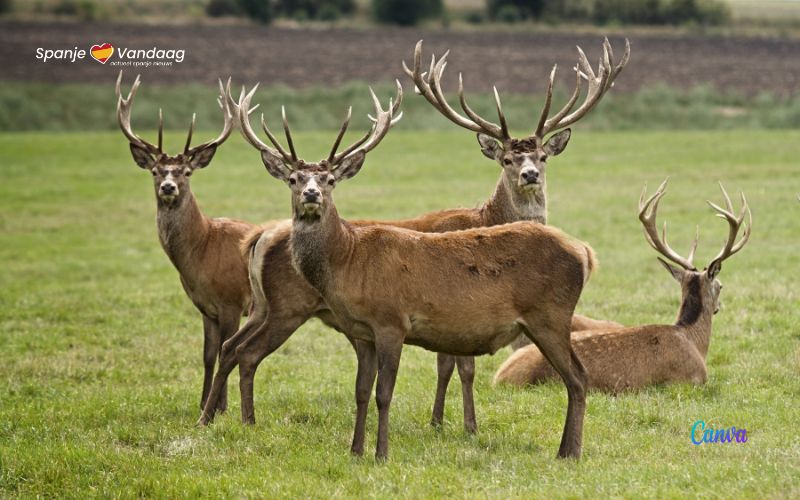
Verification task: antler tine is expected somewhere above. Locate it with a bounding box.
[184,77,236,156]
[237,84,294,167]
[261,114,294,164]
[369,79,405,126]
[607,37,631,89]
[534,65,557,137]
[281,106,298,163]
[327,106,352,163]
[493,86,509,139]
[457,73,500,136]
[389,79,404,125]
[539,66,584,135]
[183,113,195,154]
[638,178,697,270]
[706,184,752,265]
[403,40,506,140]
[402,41,446,114]
[115,71,161,155]
[231,83,260,117]
[538,38,629,138]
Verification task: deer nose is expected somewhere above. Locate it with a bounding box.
[161,183,176,194]
[521,169,539,183]
[303,189,320,202]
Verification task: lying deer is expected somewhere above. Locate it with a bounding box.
[233,83,597,459]
[493,180,751,392]
[198,39,627,438]
[116,72,278,413]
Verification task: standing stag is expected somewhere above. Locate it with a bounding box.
[198,38,628,437]
[227,83,596,460]
[116,72,278,413]
[493,180,751,392]
[403,39,628,427]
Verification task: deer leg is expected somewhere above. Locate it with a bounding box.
[455,356,477,433]
[214,310,243,414]
[197,308,266,426]
[237,315,306,425]
[201,315,220,411]
[523,320,587,459]
[349,339,377,456]
[431,353,455,428]
[374,330,405,461]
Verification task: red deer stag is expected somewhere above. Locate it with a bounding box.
[232,85,596,460]
[493,180,751,392]
[403,39,628,428]
[116,72,278,413]
[198,38,627,438]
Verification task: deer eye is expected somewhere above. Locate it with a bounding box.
[503,158,513,166]
[184,169,192,177]
[288,177,297,185]
[151,169,158,176]
[327,177,335,186]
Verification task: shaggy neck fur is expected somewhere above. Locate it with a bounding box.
[676,276,714,357]
[156,191,210,272]
[290,202,353,295]
[482,174,547,226]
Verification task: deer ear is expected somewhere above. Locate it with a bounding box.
[130,143,156,169]
[189,144,217,170]
[544,129,571,156]
[477,133,502,161]
[657,257,684,282]
[333,150,366,182]
[260,149,293,180]
[707,260,722,280]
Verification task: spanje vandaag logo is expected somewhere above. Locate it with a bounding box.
[36,43,184,67]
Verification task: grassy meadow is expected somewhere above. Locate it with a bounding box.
[0,128,799,497]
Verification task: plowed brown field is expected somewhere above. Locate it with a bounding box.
[2,21,798,96]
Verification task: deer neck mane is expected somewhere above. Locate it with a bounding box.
[675,275,714,358]
[482,174,547,226]
[290,203,354,295]
[156,191,210,271]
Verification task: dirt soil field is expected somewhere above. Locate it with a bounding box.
[2,21,799,96]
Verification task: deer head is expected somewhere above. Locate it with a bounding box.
[235,81,402,220]
[639,179,752,317]
[116,71,235,206]
[403,39,629,195]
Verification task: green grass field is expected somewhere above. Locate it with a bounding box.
[1,129,798,497]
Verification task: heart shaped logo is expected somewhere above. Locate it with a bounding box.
[90,43,114,64]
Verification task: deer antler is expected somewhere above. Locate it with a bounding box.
[330,81,403,167]
[706,182,751,268]
[116,71,162,155]
[535,37,630,138]
[402,40,508,141]
[183,77,236,156]
[639,178,699,271]
[237,81,403,169]
[237,84,298,167]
